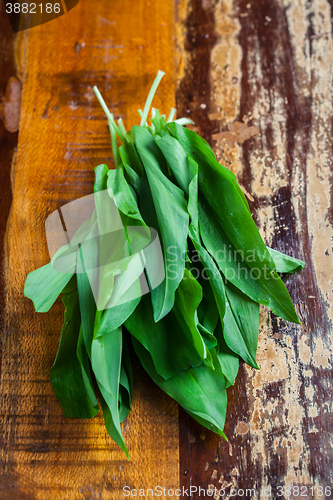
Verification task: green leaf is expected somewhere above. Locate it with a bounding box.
[221,281,260,369]
[91,327,129,459]
[119,365,131,423]
[119,141,144,177]
[61,274,77,294]
[94,164,109,192]
[155,134,227,325]
[86,165,148,320]
[188,183,227,325]
[197,322,218,350]
[167,122,300,324]
[199,197,300,324]
[50,290,99,418]
[107,165,150,245]
[133,126,189,321]
[155,134,194,194]
[268,247,305,273]
[197,279,220,334]
[133,338,228,438]
[100,394,129,459]
[76,326,100,410]
[185,409,227,441]
[24,244,76,312]
[166,122,250,211]
[172,268,213,368]
[214,321,240,387]
[94,297,141,340]
[119,334,133,423]
[77,241,98,357]
[125,270,209,380]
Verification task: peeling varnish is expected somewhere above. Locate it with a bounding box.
[244,330,311,487]
[175,0,191,89]
[210,0,243,180]
[211,469,218,479]
[235,421,250,435]
[210,0,242,124]
[212,121,260,147]
[0,76,21,132]
[284,0,333,331]
[209,0,332,488]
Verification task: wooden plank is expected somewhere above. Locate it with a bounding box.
[0,6,17,334]
[0,2,179,498]
[2,0,332,496]
[177,0,333,496]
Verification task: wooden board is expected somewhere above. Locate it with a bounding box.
[0,1,179,498]
[1,0,332,498]
[177,0,333,496]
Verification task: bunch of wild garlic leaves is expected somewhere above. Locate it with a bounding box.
[24,71,304,458]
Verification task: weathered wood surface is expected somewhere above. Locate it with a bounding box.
[0,0,332,498]
[0,1,179,498]
[177,0,333,497]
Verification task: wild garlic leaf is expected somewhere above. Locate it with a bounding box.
[199,197,300,324]
[198,273,220,333]
[155,133,227,325]
[214,321,240,388]
[77,237,99,357]
[91,326,129,459]
[24,245,76,312]
[119,366,132,423]
[133,338,228,439]
[100,393,129,460]
[61,274,77,294]
[125,271,210,380]
[221,281,260,369]
[166,122,251,212]
[133,126,189,321]
[76,326,99,410]
[94,295,141,340]
[268,247,305,273]
[188,201,227,324]
[172,268,213,369]
[155,134,194,194]
[185,410,227,441]
[50,290,99,418]
[119,141,144,177]
[119,334,133,423]
[197,322,218,350]
[167,122,300,324]
[107,165,150,245]
[94,163,108,192]
[25,69,305,457]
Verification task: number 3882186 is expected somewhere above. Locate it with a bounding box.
[6,3,61,14]
[277,485,332,497]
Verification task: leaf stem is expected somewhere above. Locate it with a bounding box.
[167,108,176,122]
[93,86,125,142]
[118,118,127,137]
[109,121,121,168]
[140,70,165,126]
[174,117,195,126]
[93,86,113,121]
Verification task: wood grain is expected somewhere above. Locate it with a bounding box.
[1,2,179,498]
[1,0,332,497]
[177,0,333,497]
[0,6,17,335]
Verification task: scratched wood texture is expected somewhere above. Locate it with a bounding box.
[1,0,332,499]
[0,1,179,499]
[176,0,333,498]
